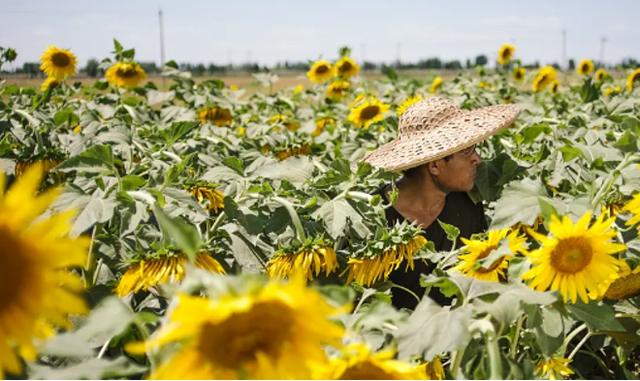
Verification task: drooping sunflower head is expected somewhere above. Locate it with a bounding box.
[268,113,300,132]
[326,79,351,100]
[455,228,527,282]
[190,185,225,213]
[550,79,560,93]
[40,76,61,92]
[105,61,146,89]
[307,60,335,84]
[532,66,557,93]
[127,275,345,379]
[396,95,422,116]
[40,45,77,79]
[313,117,336,136]
[594,68,608,82]
[626,68,640,93]
[430,76,443,94]
[0,163,89,377]
[116,251,225,297]
[604,262,640,300]
[347,96,390,129]
[622,193,640,230]
[314,342,428,380]
[513,67,526,81]
[497,43,516,65]
[198,106,233,127]
[535,356,574,380]
[267,243,338,281]
[604,85,622,97]
[577,59,595,76]
[522,211,626,303]
[274,143,311,161]
[336,56,360,78]
[346,235,427,286]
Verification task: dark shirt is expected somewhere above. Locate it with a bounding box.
[382,190,487,310]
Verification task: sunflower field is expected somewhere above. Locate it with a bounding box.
[2,40,640,380]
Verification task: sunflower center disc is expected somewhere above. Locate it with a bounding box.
[551,237,593,273]
[316,65,329,74]
[52,52,71,67]
[340,361,394,379]
[340,62,352,73]
[359,105,380,121]
[475,245,505,273]
[117,66,138,78]
[197,300,294,368]
[0,226,31,312]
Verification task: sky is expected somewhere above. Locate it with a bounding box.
[1,0,639,68]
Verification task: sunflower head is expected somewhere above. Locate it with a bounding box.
[307,60,335,84]
[198,106,233,127]
[594,68,608,82]
[40,76,61,92]
[535,356,574,380]
[455,228,526,282]
[40,45,77,79]
[522,211,626,303]
[313,117,335,136]
[622,193,640,229]
[274,144,311,161]
[268,113,300,132]
[513,67,526,81]
[532,66,557,93]
[127,274,345,379]
[550,79,560,93]
[267,242,338,281]
[430,76,443,94]
[497,43,516,65]
[336,56,360,78]
[604,85,621,97]
[577,59,595,76]
[105,61,146,89]
[190,185,225,213]
[396,95,422,116]
[326,79,351,100]
[626,68,640,93]
[347,96,390,129]
[0,163,89,377]
[315,342,427,380]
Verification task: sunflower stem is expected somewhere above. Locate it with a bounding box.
[568,332,593,360]
[83,224,99,288]
[97,338,111,359]
[273,196,307,242]
[486,330,503,380]
[509,315,525,359]
[560,323,588,354]
[591,153,634,209]
[450,348,465,379]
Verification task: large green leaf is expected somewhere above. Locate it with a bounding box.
[153,204,202,261]
[490,178,546,229]
[567,302,625,332]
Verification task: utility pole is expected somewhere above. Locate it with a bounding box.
[599,36,607,66]
[158,8,165,68]
[396,42,402,67]
[561,29,566,69]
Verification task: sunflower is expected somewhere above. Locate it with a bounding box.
[326,79,351,100]
[627,68,640,93]
[550,79,560,93]
[275,144,311,161]
[622,193,640,229]
[39,45,77,79]
[14,158,61,177]
[314,342,427,380]
[455,228,526,282]
[115,252,226,297]
[198,106,233,127]
[190,186,224,213]
[105,61,146,88]
[430,76,443,94]
[346,235,427,286]
[396,95,422,116]
[522,211,626,303]
[307,60,335,84]
[267,245,338,281]
[604,85,621,97]
[513,67,526,81]
[532,66,557,93]
[535,356,574,380]
[347,97,390,129]
[594,68,608,82]
[497,43,516,65]
[268,113,300,132]
[127,274,345,379]
[0,163,89,378]
[336,56,360,78]
[313,117,335,136]
[40,76,60,92]
[604,262,640,300]
[577,59,595,76]
[424,357,445,380]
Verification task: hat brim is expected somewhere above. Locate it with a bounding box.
[363,104,521,172]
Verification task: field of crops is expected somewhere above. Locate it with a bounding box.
[2,41,640,379]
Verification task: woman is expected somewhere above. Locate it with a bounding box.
[363,96,521,309]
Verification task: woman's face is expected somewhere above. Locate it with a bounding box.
[430,145,482,192]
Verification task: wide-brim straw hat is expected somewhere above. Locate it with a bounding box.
[363,97,521,172]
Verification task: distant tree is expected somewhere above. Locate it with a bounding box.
[139,62,158,74]
[22,62,40,78]
[444,60,463,70]
[83,58,100,77]
[474,55,488,67]
[465,59,472,69]
[568,59,575,70]
[362,61,377,71]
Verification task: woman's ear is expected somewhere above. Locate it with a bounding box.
[427,161,440,176]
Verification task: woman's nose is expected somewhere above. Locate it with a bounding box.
[470,151,482,166]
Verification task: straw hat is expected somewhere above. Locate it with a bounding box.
[363,97,520,172]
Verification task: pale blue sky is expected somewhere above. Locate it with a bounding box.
[1,0,638,68]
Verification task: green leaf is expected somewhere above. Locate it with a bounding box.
[53,108,79,126]
[57,144,115,174]
[252,156,315,185]
[120,175,146,191]
[71,193,117,237]
[222,156,245,175]
[312,198,369,239]
[521,123,552,144]
[161,121,198,144]
[153,204,202,261]
[559,145,583,162]
[490,178,546,229]
[437,220,460,243]
[613,130,638,153]
[566,302,625,332]
[113,38,123,54]
[396,298,473,360]
[29,358,145,380]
